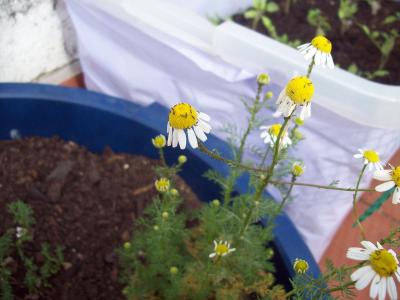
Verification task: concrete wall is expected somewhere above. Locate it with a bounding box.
[0,0,79,83]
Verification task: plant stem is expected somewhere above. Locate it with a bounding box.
[159,148,167,167]
[197,144,374,192]
[223,84,263,206]
[252,15,260,30]
[353,164,367,240]
[278,175,296,212]
[307,58,315,78]
[237,115,292,239]
[269,179,374,192]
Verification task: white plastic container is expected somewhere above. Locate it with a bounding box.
[66,0,400,260]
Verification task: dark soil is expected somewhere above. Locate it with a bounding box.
[0,136,201,300]
[233,0,400,85]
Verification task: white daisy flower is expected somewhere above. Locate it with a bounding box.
[373,165,400,204]
[167,103,211,150]
[275,76,314,120]
[354,149,384,171]
[209,240,236,258]
[260,124,292,149]
[346,241,399,300]
[16,226,24,239]
[297,35,334,69]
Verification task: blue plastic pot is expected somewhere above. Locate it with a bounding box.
[0,83,320,289]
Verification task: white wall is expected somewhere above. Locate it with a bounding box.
[0,0,78,83]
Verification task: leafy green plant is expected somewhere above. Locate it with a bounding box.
[307,8,331,36]
[348,63,389,80]
[244,0,279,30]
[283,0,297,15]
[338,0,358,34]
[364,0,381,15]
[260,16,301,48]
[0,201,64,299]
[360,25,399,69]
[383,12,400,25]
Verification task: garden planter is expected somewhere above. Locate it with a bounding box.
[66,0,400,260]
[0,83,320,295]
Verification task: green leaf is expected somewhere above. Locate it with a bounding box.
[347,63,359,74]
[383,15,397,25]
[353,187,395,227]
[266,2,279,13]
[371,70,389,78]
[244,10,258,19]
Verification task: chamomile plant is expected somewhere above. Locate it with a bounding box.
[119,35,398,300]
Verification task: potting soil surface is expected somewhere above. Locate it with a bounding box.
[0,136,201,300]
[233,0,400,85]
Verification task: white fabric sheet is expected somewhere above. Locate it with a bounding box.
[66,0,400,260]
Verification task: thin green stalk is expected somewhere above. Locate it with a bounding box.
[197,143,374,192]
[237,115,292,239]
[278,175,296,212]
[307,58,315,78]
[259,146,271,168]
[159,148,167,167]
[223,84,263,206]
[353,164,367,240]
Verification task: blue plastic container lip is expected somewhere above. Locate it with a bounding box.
[0,83,320,283]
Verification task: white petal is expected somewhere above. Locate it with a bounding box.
[304,47,317,60]
[177,129,186,150]
[375,181,396,192]
[369,163,374,171]
[298,43,311,51]
[388,250,399,264]
[229,248,236,252]
[172,129,179,148]
[392,187,400,204]
[346,247,371,261]
[387,277,397,300]
[321,53,327,68]
[370,274,381,299]
[199,112,210,122]
[213,240,217,247]
[197,120,211,134]
[260,131,269,138]
[361,241,378,251]
[354,154,363,158]
[209,253,216,258]
[167,124,173,146]
[354,266,375,290]
[315,50,322,65]
[373,170,392,181]
[351,265,374,282]
[259,125,269,130]
[377,242,384,250]
[187,128,198,148]
[395,270,400,282]
[193,125,207,142]
[327,54,334,69]
[378,276,387,300]
[299,105,307,120]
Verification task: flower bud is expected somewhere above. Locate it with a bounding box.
[257,73,270,85]
[178,155,187,164]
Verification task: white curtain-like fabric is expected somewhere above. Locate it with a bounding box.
[66,0,400,260]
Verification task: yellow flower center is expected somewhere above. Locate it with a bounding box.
[392,166,400,186]
[152,134,166,148]
[285,76,314,105]
[292,164,304,177]
[293,259,309,274]
[215,244,229,256]
[311,36,332,53]
[370,249,397,277]
[155,178,170,192]
[363,150,380,163]
[169,103,198,129]
[269,124,282,137]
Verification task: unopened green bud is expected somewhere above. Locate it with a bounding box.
[293,129,303,140]
[211,199,220,207]
[294,117,305,126]
[152,134,166,149]
[264,91,273,100]
[123,242,131,249]
[153,225,160,231]
[162,212,169,219]
[178,155,187,164]
[170,266,179,274]
[291,162,305,177]
[260,174,267,180]
[257,73,270,85]
[170,188,179,196]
